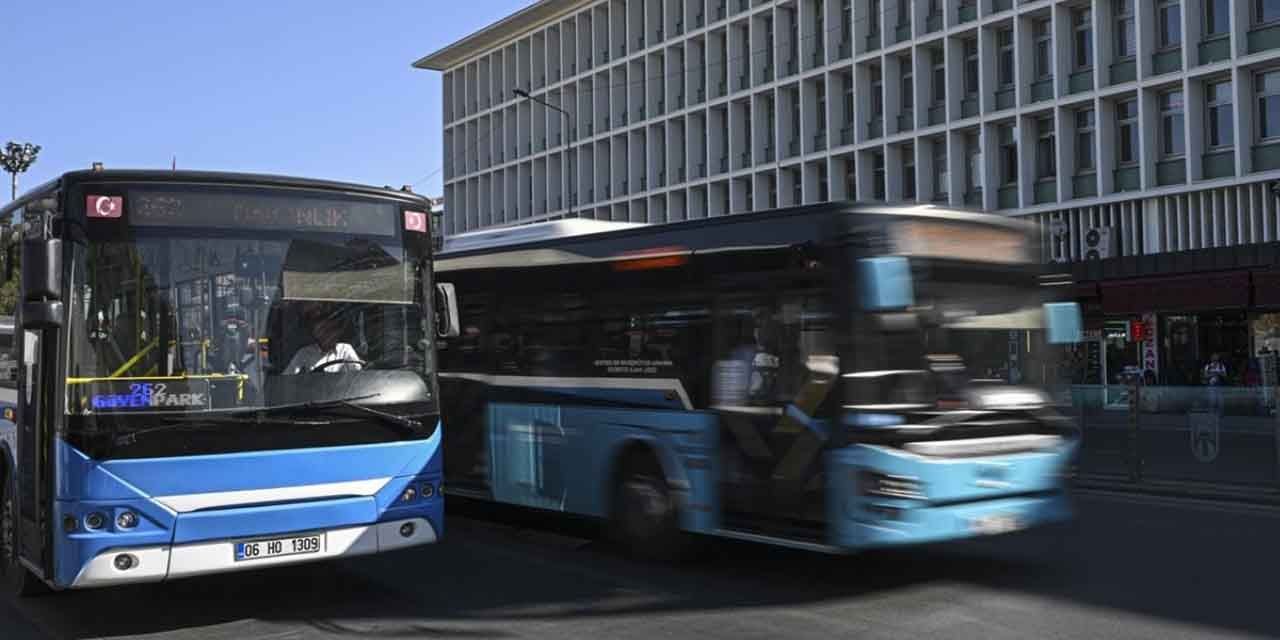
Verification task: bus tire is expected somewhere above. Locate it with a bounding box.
[608,449,688,562]
[1,467,48,597]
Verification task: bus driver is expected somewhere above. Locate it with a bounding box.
[285,300,364,374]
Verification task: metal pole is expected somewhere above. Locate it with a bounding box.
[514,89,575,218]
[10,173,15,202]
[564,111,574,218]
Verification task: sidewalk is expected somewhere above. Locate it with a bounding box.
[1072,472,1280,506]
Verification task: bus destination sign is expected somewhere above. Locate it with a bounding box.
[126,191,398,237]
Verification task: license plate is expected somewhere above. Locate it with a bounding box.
[234,533,325,562]
[969,514,1022,535]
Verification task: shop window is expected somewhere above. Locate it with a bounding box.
[1161,312,1249,386]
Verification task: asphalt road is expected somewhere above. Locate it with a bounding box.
[4,490,1280,640]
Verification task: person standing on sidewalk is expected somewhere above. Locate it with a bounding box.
[1203,353,1228,413]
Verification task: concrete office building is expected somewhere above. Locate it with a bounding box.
[417,0,1280,386]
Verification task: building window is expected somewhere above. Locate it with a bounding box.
[997,28,1015,87]
[1159,90,1185,156]
[816,81,827,133]
[931,49,945,105]
[871,66,884,117]
[1000,124,1018,185]
[897,0,911,28]
[1257,70,1280,141]
[1259,0,1280,25]
[903,144,916,199]
[1036,117,1056,179]
[1115,0,1136,59]
[966,131,982,192]
[1073,7,1093,70]
[964,38,979,96]
[1117,99,1139,164]
[868,0,882,37]
[873,152,886,199]
[933,141,948,200]
[1205,0,1230,37]
[1076,108,1095,171]
[841,0,852,46]
[1158,0,1182,49]
[1033,19,1052,79]
[1206,80,1233,148]
[843,78,855,124]
[900,55,914,112]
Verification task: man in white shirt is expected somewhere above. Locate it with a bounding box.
[284,301,364,375]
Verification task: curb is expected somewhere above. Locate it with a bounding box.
[1072,476,1280,507]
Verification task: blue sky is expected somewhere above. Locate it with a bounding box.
[0,1,534,199]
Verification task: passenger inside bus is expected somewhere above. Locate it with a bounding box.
[283,300,364,374]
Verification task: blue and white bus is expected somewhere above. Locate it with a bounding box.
[1,169,456,593]
[437,203,1081,557]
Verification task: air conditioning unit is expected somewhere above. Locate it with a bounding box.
[1083,226,1118,260]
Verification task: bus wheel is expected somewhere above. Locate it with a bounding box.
[1,469,47,597]
[609,451,686,561]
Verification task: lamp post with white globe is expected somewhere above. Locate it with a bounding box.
[0,142,41,202]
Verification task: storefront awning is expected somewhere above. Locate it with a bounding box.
[1071,282,1099,300]
[1101,271,1249,314]
[1253,270,1280,308]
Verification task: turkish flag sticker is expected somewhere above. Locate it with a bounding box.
[87,195,123,219]
[404,210,427,233]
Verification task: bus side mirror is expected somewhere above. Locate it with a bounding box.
[857,256,914,310]
[21,238,63,330]
[1044,302,1083,344]
[435,282,460,339]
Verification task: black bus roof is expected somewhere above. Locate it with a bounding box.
[0,169,428,219]
[438,201,1031,261]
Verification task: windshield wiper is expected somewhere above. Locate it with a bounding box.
[112,413,337,446]
[305,399,426,437]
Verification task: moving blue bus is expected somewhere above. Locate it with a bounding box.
[1,169,456,593]
[436,203,1081,556]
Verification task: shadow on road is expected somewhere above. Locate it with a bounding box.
[6,493,1279,639]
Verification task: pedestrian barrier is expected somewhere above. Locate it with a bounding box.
[1063,385,1280,495]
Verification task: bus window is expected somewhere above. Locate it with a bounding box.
[441,293,495,373]
[774,295,838,405]
[592,292,710,402]
[713,297,781,407]
[518,293,590,377]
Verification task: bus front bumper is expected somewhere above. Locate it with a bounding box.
[844,492,1071,549]
[69,516,436,589]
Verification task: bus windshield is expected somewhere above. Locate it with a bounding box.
[916,273,1056,385]
[65,192,434,424]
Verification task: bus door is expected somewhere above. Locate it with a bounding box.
[712,290,838,523]
[14,230,63,581]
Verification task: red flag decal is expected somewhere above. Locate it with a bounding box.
[404,210,427,233]
[87,195,123,219]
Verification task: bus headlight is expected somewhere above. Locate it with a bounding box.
[972,388,1047,411]
[400,487,417,502]
[857,470,926,500]
[420,483,435,499]
[84,512,107,530]
[116,511,139,529]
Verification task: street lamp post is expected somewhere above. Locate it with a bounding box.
[0,142,42,202]
[514,88,575,218]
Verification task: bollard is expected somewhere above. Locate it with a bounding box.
[1128,379,1142,483]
